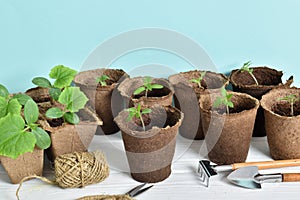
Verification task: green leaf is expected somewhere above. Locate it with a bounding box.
[58,87,88,113]
[12,93,33,105]
[142,108,152,114]
[49,65,77,89]
[0,96,8,118]
[151,84,164,89]
[221,87,227,97]
[7,99,22,115]
[24,99,39,125]
[32,77,52,88]
[227,94,233,100]
[144,76,152,84]
[63,112,80,124]
[49,87,61,101]
[0,114,35,159]
[133,86,145,95]
[0,84,9,98]
[213,97,223,108]
[227,101,234,108]
[96,75,110,86]
[31,127,51,149]
[46,107,64,119]
[190,79,200,83]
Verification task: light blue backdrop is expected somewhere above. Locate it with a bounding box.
[1,0,299,92]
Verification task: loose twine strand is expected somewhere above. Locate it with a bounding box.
[76,194,134,200]
[16,151,110,200]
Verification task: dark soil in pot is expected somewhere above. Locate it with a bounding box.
[230,66,293,137]
[74,68,128,135]
[114,105,183,183]
[200,91,259,165]
[118,77,174,108]
[169,70,228,140]
[26,87,51,103]
[0,147,43,184]
[39,107,102,161]
[261,88,300,160]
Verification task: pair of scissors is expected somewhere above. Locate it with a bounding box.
[77,183,153,200]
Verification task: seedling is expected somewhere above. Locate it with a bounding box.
[189,71,206,89]
[239,61,259,85]
[277,94,300,116]
[212,87,234,114]
[0,84,33,118]
[32,65,77,100]
[0,99,51,159]
[46,87,88,124]
[133,76,164,98]
[126,103,152,131]
[96,75,110,86]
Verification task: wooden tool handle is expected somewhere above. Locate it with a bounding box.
[282,173,300,182]
[232,159,300,170]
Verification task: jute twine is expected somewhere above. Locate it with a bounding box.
[77,194,134,200]
[16,151,110,200]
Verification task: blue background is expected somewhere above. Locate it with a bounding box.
[1,0,300,92]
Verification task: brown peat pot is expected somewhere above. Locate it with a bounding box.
[169,70,228,140]
[118,77,174,108]
[114,105,183,183]
[261,88,300,160]
[0,147,43,184]
[200,91,259,164]
[39,107,102,161]
[74,68,128,135]
[230,66,293,137]
[26,87,51,103]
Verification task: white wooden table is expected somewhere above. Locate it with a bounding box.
[1,134,300,200]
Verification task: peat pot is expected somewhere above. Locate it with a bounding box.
[169,70,228,140]
[200,91,259,164]
[230,66,293,137]
[114,105,183,183]
[261,88,300,160]
[118,77,174,108]
[74,68,128,135]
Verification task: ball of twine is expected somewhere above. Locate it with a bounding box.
[55,151,110,188]
[16,151,110,200]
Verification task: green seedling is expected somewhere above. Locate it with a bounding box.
[133,76,164,98]
[126,103,152,131]
[0,84,33,118]
[0,99,51,159]
[212,87,234,114]
[189,71,207,89]
[277,94,300,116]
[32,65,77,100]
[96,75,110,86]
[46,87,88,124]
[239,61,259,85]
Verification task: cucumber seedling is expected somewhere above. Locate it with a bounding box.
[126,103,152,131]
[32,65,77,100]
[0,98,51,159]
[45,87,88,124]
[212,87,234,114]
[189,71,206,89]
[96,75,110,86]
[133,76,164,98]
[239,61,259,85]
[277,94,300,116]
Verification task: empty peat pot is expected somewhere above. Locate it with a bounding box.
[118,77,174,107]
[169,70,228,140]
[230,66,293,137]
[39,106,102,162]
[114,105,183,183]
[200,91,259,165]
[74,68,128,135]
[261,88,300,160]
[0,147,43,184]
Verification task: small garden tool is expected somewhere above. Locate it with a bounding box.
[227,166,300,189]
[198,159,300,187]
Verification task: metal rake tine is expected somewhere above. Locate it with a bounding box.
[131,185,153,197]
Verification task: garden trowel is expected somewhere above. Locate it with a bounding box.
[198,159,300,187]
[227,166,300,189]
